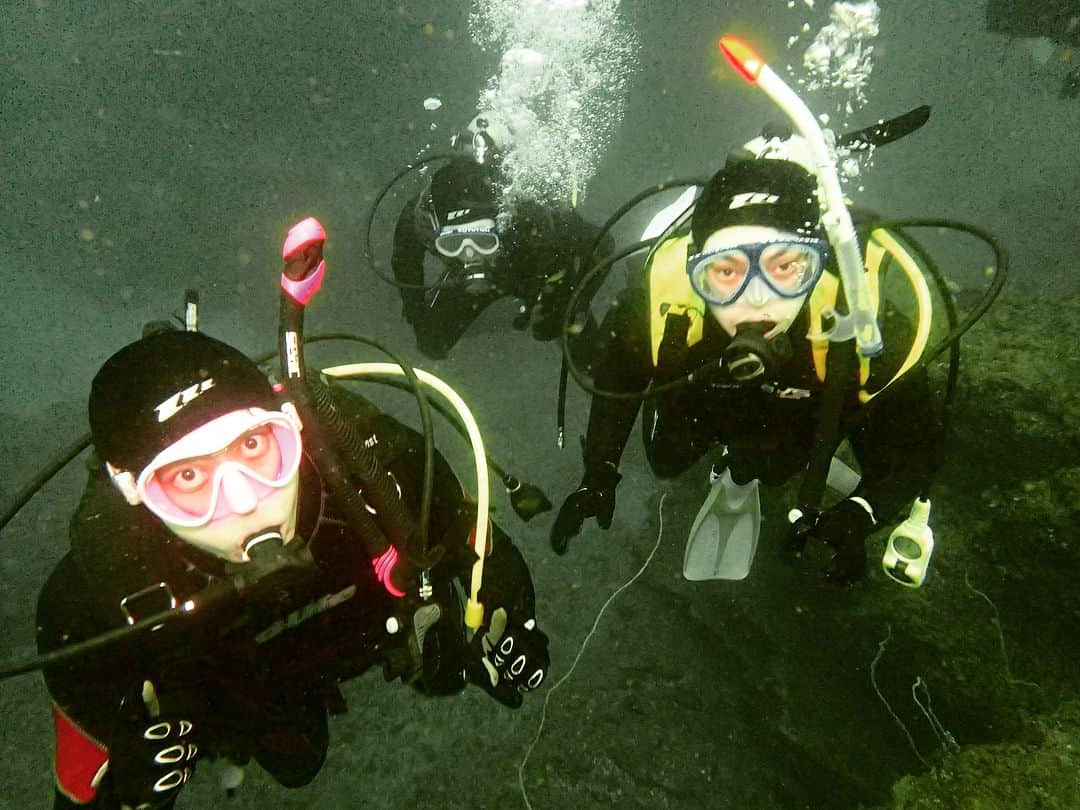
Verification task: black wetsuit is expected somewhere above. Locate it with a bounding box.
[392,196,606,358]
[36,385,537,808]
[582,281,942,525]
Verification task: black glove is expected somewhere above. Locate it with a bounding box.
[787,497,877,586]
[109,680,201,809]
[550,463,621,555]
[467,608,549,708]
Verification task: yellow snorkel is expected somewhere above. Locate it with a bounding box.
[718,35,884,358]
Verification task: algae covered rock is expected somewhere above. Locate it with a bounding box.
[879,700,1080,809]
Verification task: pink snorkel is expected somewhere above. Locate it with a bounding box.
[281,217,327,306]
[276,217,421,599]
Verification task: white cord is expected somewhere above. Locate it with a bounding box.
[517,494,668,809]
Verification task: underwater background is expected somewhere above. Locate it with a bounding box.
[1,1,1078,807]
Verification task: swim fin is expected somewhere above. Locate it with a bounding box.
[683,469,760,581]
[682,457,862,582]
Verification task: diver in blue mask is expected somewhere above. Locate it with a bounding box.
[549,132,948,587]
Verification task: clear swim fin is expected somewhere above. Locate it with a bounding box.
[826,456,861,497]
[682,456,860,582]
[683,469,760,581]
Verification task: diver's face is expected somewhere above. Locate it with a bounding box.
[434,218,500,265]
[167,480,301,562]
[154,425,283,517]
[135,409,303,562]
[700,226,810,339]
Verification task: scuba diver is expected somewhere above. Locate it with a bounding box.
[389,117,610,359]
[549,129,944,585]
[33,221,550,809]
[548,35,1005,588]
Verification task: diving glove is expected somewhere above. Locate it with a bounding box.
[111,680,201,809]
[550,462,621,555]
[787,497,876,586]
[467,608,549,708]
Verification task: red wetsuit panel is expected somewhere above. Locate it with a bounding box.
[52,702,109,804]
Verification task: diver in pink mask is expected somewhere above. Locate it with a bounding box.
[36,328,549,809]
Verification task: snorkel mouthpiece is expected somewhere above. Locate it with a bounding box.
[243,530,285,560]
[718,35,883,357]
[236,530,317,598]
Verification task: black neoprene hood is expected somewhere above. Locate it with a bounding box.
[691,157,820,247]
[89,331,277,473]
[427,158,500,229]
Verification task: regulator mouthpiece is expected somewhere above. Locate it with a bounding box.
[462,266,496,296]
[237,530,317,595]
[243,530,285,560]
[724,322,791,383]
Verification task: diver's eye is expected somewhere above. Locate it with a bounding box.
[707,261,743,279]
[774,259,805,276]
[170,466,207,493]
[763,246,814,283]
[238,428,271,459]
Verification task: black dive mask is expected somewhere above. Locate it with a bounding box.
[724,322,793,383]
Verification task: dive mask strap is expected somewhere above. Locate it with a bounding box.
[106,461,141,506]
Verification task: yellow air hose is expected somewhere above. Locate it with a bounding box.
[321,363,490,630]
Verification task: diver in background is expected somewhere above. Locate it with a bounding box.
[391,121,610,359]
[37,328,549,809]
[549,131,943,586]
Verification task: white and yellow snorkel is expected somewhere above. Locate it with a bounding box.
[718,36,884,358]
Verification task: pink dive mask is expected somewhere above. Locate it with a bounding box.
[135,409,302,528]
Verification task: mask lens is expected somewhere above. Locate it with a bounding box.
[435,229,499,257]
[690,249,750,305]
[139,413,302,527]
[759,243,821,295]
[688,239,826,305]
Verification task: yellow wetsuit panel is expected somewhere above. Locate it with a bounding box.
[647,235,706,366]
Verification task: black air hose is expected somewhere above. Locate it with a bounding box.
[304,376,421,546]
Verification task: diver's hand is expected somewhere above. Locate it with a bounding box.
[550,464,621,555]
[111,680,200,810]
[788,498,876,586]
[467,608,549,708]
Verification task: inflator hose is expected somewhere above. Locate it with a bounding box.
[363,151,466,292]
[279,293,399,562]
[277,220,442,594]
[321,363,490,630]
[305,375,427,550]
